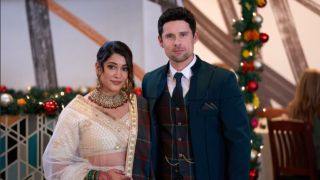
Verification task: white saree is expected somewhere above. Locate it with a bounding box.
[42,95,138,180]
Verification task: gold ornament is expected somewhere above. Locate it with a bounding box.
[242,50,251,58]
[256,0,267,8]
[17,98,27,106]
[253,93,260,109]
[88,89,128,109]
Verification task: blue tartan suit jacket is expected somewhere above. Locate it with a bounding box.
[142,56,251,180]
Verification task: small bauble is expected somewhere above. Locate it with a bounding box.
[234,32,242,41]
[133,87,142,96]
[79,86,89,94]
[251,149,258,160]
[256,0,267,8]
[260,33,269,43]
[242,61,255,73]
[43,100,58,115]
[64,86,73,94]
[246,80,259,92]
[242,50,251,59]
[249,168,258,180]
[252,13,263,24]
[253,93,260,109]
[246,103,254,113]
[0,85,8,93]
[254,60,263,71]
[251,117,259,128]
[17,98,27,107]
[0,93,14,107]
[244,30,259,41]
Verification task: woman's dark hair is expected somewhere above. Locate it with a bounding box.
[96,41,134,97]
[158,7,196,37]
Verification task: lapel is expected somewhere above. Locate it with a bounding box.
[146,63,169,113]
[188,56,214,101]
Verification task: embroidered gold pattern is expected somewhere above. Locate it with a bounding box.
[88,89,128,109]
[124,94,138,177]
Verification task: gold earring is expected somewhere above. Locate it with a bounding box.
[121,80,129,92]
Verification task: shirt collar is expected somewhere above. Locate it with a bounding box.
[169,55,196,80]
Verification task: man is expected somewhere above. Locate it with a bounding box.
[142,7,250,180]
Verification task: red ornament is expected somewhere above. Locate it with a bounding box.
[0,85,7,93]
[133,87,142,96]
[246,80,259,92]
[259,33,269,43]
[242,62,255,73]
[249,168,258,180]
[43,100,58,115]
[64,86,73,94]
[251,118,259,128]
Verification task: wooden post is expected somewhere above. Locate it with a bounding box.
[26,0,57,89]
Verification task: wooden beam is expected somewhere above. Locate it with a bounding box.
[148,0,178,12]
[184,0,237,52]
[47,0,107,45]
[47,0,145,80]
[26,0,57,89]
[184,0,296,107]
[270,0,309,81]
[217,0,239,35]
[296,0,320,16]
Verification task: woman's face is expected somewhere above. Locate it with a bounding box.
[97,53,128,96]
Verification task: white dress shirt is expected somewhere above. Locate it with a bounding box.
[167,55,196,97]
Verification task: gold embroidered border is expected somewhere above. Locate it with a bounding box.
[124,94,138,177]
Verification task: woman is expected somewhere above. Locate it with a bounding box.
[288,68,320,174]
[43,41,152,180]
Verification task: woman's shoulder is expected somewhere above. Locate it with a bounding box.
[60,95,92,117]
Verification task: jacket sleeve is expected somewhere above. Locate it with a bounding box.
[220,72,251,180]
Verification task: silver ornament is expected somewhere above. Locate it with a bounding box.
[0,93,14,107]
[254,60,263,70]
[251,149,258,159]
[79,86,89,94]
[234,32,242,41]
[252,14,263,24]
[246,103,254,113]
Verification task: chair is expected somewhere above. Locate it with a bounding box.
[267,119,318,180]
[258,107,288,119]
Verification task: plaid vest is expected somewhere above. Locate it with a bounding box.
[155,86,195,180]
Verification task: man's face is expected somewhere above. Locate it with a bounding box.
[159,20,198,67]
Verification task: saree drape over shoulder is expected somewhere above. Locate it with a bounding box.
[42,94,152,180]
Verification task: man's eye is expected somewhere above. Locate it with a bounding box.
[166,34,174,39]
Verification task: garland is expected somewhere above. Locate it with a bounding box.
[0,85,142,117]
[232,0,269,179]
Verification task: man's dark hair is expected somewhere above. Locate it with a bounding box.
[158,7,196,37]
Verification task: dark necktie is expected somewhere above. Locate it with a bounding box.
[172,72,184,106]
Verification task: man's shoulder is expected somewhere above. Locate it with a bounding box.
[197,58,234,77]
[144,64,167,81]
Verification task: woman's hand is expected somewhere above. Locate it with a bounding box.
[98,169,131,180]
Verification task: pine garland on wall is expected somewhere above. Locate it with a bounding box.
[233,0,269,179]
